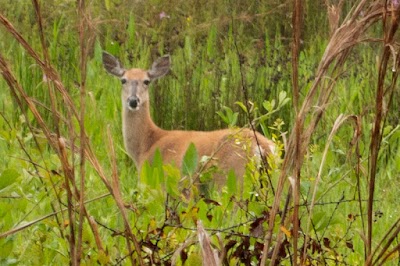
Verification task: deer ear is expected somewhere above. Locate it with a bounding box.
[148,55,171,80]
[102,51,125,77]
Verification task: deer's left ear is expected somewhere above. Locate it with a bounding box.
[102,51,125,77]
[148,55,171,80]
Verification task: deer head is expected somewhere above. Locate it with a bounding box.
[102,52,171,111]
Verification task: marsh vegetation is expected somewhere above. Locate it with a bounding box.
[0,0,399,265]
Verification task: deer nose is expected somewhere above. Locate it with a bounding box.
[127,96,140,110]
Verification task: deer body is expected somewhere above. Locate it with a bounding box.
[103,52,275,187]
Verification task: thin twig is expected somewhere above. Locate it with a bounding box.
[0,193,110,239]
[291,0,302,264]
[263,1,384,264]
[367,3,400,263]
[77,0,89,262]
[303,114,359,260]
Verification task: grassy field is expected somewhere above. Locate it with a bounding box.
[0,0,399,265]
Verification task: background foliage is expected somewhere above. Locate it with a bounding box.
[0,0,399,265]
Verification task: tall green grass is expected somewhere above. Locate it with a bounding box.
[0,0,399,265]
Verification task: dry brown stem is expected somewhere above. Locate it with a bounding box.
[366,2,400,264]
[0,4,142,264]
[290,0,302,264]
[262,1,386,265]
[326,0,345,35]
[197,220,221,266]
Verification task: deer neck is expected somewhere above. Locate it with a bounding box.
[122,101,163,167]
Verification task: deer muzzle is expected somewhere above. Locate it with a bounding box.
[127,96,140,110]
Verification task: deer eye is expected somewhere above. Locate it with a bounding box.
[143,80,150,86]
[121,78,127,84]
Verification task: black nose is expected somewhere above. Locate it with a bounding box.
[128,98,139,109]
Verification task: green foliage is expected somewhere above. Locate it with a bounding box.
[134,143,279,264]
[0,0,399,265]
[0,169,19,191]
[0,237,14,263]
[182,143,198,177]
[216,106,238,127]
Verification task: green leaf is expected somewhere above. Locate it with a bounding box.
[127,13,136,48]
[300,181,311,196]
[104,0,111,11]
[260,122,268,136]
[97,249,110,264]
[235,101,248,113]
[152,149,164,169]
[184,35,192,61]
[0,169,19,190]
[140,161,156,188]
[216,110,229,125]
[163,164,181,197]
[278,91,290,108]
[0,237,14,260]
[263,100,275,113]
[182,143,198,177]
[312,211,342,231]
[278,91,287,104]
[281,97,290,107]
[217,106,238,127]
[140,161,150,183]
[230,113,238,127]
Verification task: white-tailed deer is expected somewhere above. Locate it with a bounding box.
[102,52,275,187]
